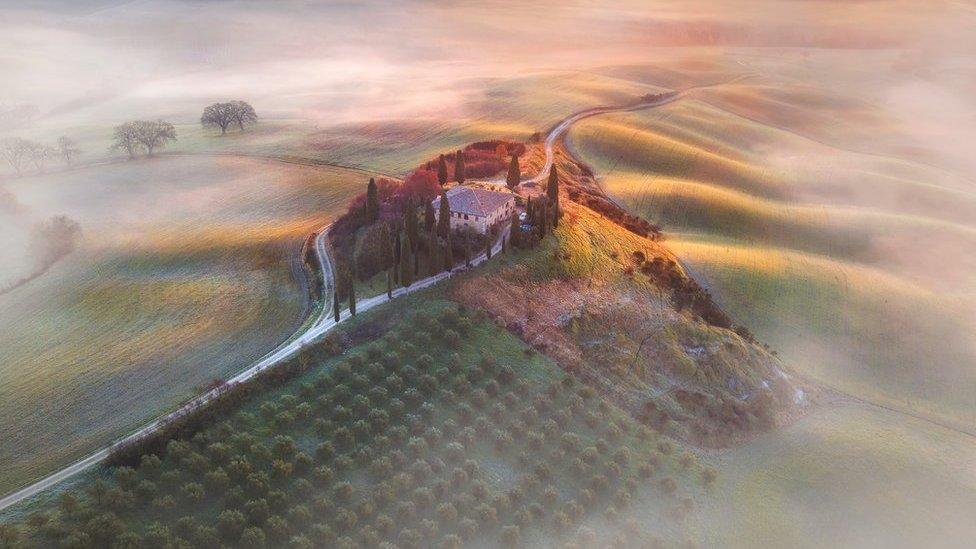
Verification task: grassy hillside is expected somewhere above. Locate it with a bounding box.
[1,295,714,548]
[560,58,976,547]
[694,402,976,547]
[0,156,378,495]
[567,88,976,433]
[450,150,796,448]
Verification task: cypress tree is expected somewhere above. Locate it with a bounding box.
[405,197,419,248]
[426,227,440,276]
[526,197,533,220]
[509,214,520,248]
[501,234,507,254]
[400,237,413,287]
[464,234,472,267]
[537,202,549,238]
[348,281,356,316]
[387,269,393,299]
[454,150,465,184]
[486,235,492,260]
[546,166,559,201]
[437,192,451,238]
[547,166,560,229]
[424,200,436,232]
[365,178,379,223]
[393,230,401,285]
[437,154,448,186]
[333,291,340,323]
[506,154,520,190]
[413,245,420,276]
[443,231,454,272]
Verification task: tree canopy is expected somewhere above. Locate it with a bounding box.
[112,120,176,158]
[201,101,257,134]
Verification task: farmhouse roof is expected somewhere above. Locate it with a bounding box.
[433,186,513,217]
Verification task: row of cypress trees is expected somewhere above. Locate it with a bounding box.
[337,156,563,322]
[437,152,466,186]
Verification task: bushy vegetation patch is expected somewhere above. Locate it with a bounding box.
[2,300,708,548]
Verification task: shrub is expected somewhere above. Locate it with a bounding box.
[294,478,313,499]
[139,454,162,477]
[420,518,438,540]
[458,518,478,541]
[396,501,417,522]
[443,329,461,348]
[265,515,290,542]
[244,499,270,526]
[181,482,205,502]
[440,533,463,549]
[241,526,266,547]
[288,505,312,529]
[703,467,717,485]
[268,489,287,508]
[113,466,137,490]
[501,525,521,547]
[497,366,515,385]
[398,528,423,549]
[335,508,358,532]
[543,484,559,504]
[613,447,632,466]
[334,482,354,502]
[216,510,246,542]
[310,524,336,546]
[271,459,293,481]
[134,480,157,504]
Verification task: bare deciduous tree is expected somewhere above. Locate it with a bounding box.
[56,136,81,165]
[1,137,33,173]
[133,120,176,156]
[111,122,143,159]
[201,101,257,135]
[229,100,257,131]
[201,103,235,135]
[27,142,55,173]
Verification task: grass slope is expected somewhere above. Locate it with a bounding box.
[567,90,976,433]
[0,156,377,495]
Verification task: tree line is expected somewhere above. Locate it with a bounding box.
[0,136,80,174]
[1,100,257,174]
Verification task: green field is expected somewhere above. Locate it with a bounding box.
[1,294,712,547]
[0,155,377,495]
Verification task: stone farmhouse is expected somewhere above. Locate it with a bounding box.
[432,186,516,234]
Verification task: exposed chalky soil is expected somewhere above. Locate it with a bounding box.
[2,299,712,548]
